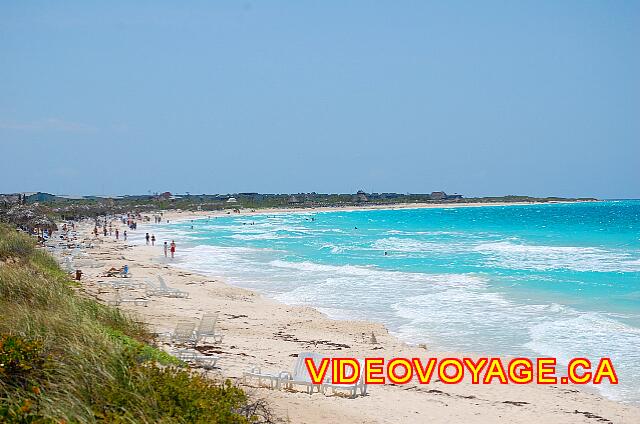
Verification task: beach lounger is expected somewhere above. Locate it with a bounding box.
[74,258,104,268]
[174,350,219,369]
[61,257,75,273]
[168,321,219,369]
[322,359,368,398]
[80,240,95,248]
[168,321,198,346]
[145,276,189,298]
[102,267,131,278]
[243,366,284,389]
[279,352,327,394]
[98,279,144,289]
[195,312,224,344]
[107,292,148,307]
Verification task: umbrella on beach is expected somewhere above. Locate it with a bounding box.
[1,205,57,233]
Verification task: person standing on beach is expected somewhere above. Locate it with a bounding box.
[145,233,150,245]
[163,241,168,257]
[123,230,127,241]
[170,240,176,258]
[115,229,119,240]
[151,234,156,246]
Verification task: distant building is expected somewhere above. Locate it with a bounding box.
[288,195,301,204]
[354,190,369,202]
[158,192,172,200]
[18,192,56,203]
[430,191,447,200]
[226,197,237,204]
[430,191,463,201]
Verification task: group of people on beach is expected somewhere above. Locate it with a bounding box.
[145,232,175,258]
[165,241,176,258]
[92,214,177,259]
[121,213,140,230]
[93,224,127,241]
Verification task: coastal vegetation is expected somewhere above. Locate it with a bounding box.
[0,224,275,423]
[0,191,597,222]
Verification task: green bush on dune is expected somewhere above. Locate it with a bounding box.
[0,225,274,423]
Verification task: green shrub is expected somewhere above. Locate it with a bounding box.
[0,335,50,388]
[105,328,182,366]
[95,366,251,423]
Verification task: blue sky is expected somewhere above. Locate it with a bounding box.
[1,1,638,198]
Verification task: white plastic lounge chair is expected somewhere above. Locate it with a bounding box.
[145,277,189,298]
[243,366,283,389]
[170,321,198,346]
[154,276,189,297]
[322,359,368,398]
[101,267,131,278]
[169,321,219,369]
[74,258,103,268]
[195,313,224,344]
[98,279,144,289]
[61,257,75,273]
[280,352,327,394]
[157,275,188,293]
[107,292,148,307]
[174,350,219,369]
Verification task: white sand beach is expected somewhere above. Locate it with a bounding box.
[65,207,639,424]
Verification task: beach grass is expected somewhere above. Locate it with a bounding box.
[0,224,274,423]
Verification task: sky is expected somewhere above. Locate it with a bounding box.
[1,1,639,198]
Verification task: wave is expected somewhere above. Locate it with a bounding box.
[474,241,640,273]
[393,290,640,402]
[229,232,302,241]
[268,259,378,277]
[320,243,347,254]
[524,311,640,402]
[371,237,466,254]
[385,230,463,236]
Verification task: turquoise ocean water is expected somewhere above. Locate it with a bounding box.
[143,200,640,403]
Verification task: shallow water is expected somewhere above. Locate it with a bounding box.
[139,201,640,403]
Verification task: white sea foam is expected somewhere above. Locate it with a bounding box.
[268,259,379,277]
[474,241,640,273]
[524,312,640,402]
[385,230,464,236]
[230,232,302,241]
[393,289,640,402]
[320,243,347,254]
[372,237,468,254]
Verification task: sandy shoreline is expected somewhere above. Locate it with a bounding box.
[156,200,594,224]
[67,206,639,424]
